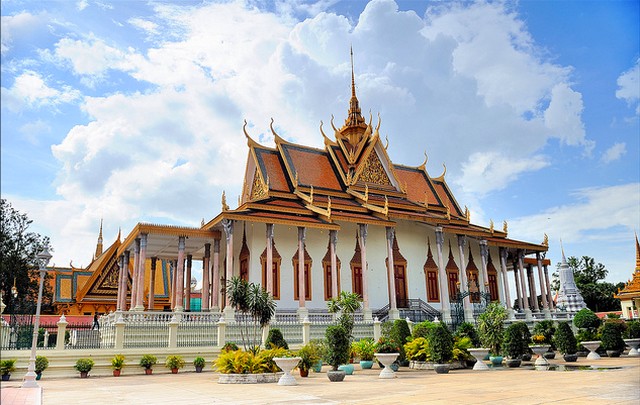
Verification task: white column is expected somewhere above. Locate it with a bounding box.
[212,239,221,312]
[386,227,399,320]
[134,233,147,311]
[116,252,127,311]
[266,224,274,295]
[202,243,211,312]
[435,227,451,322]
[527,264,539,312]
[479,240,489,292]
[148,257,156,310]
[359,224,371,320]
[330,230,338,298]
[174,236,186,312]
[129,238,140,311]
[297,227,308,321]
[517,250,532,320]
[537,252,551,318]
[499,248,514,319]
[543,261,554,311]
[457,235,473,321]
[185,255,192,311]
[222,219,235,320]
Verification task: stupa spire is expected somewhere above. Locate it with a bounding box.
[635,232,640,271]
[556,240,587,313]
[95,219,104,258]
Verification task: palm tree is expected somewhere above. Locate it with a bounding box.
[327,291,362,337]
[226,277,276,353]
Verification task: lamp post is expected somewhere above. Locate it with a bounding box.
[9,278,18,349]
[22,246,52,388]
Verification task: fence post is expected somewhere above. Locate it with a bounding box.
[406,317,413,335]
[302,317,311,345]
[261,323,270,348]
[217,316,226,348]
[43,330,49,348]
[373,317,381,341]
[56,314,68,350]
[168,314,179,349]
[114,314,125,350]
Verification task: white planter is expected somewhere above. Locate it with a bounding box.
[374,353,399,379]
[530,345,550,366]
[581,341,601,360]
[468,348,490,371]
[273,357,301,386]
[624,338,640,357]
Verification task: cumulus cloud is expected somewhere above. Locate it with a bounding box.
[0,71,81,112]
[601,142,626,164]
[616,59,640,115]
[1,11,44,55]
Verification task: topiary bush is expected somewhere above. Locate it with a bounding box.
[625,320,640,339]
[412,320,436,339]
[391,319,412,363]
[503,322,526,359]
[324,325,351,371]
[456,322,481,348]
[600,320,626,352]
[403,337,430,361]
[573,308,600,330]
[554,322,577,355]
[265,328,289,349]
[427,323,454,364]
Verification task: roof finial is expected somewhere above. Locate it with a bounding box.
[351,45,356,98]
[560,238,566,263]
[635,231,640,270]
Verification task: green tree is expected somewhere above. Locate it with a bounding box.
[0,199,52,314]
[552,256,623,312]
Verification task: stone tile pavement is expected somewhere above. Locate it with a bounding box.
[1,357,639,404]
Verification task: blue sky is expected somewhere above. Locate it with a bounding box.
[1,0,638,287]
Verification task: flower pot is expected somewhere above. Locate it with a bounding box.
[433,364,450,374]
[359,360,373,369]
[273,357,301,386]
[113,369,121,377]
[327,370,346,382]
[505,358,521,368]
[581,341,601,360]
[606,350,621,358]
[1,374,10,381]
[145,368,153,375]
[36,372,42,381]
[624,338,640,357]
[468,348,490,371]
[374,353,399,379]
[171,368,179,374]
[195,366,203,373]
[312,360,323,372]
[543,351,556,360]
[489,356,503,367]
[80,371,89,378]
[338,364,354,375]
[530,345,550,366]
[299,368,309,377]
[521,353,532,362]
[563,354,578,362]
[577,350,588,358]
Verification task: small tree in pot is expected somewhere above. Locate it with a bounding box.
[553,322,578,362]
[111,354,126,377]
[165,355,186,374]
[324,325,351,382]
[502,322,527,367]
[193,356,206,373]
[1,359,17,381]
[427,323,454,374]
[478,302,507,365]
[74,358,94,378]
[35,355,49,380]
[600,320,626,357]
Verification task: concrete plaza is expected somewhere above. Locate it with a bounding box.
[2,357,639,404]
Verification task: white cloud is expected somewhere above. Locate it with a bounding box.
[1,11,44,55]
[616,59,640,115]
[543,83,588,147]
[76,1,88,11]
[128,17,159,36]
[600,142,626,164]
[19,120,52,146]
[0,71,81,112]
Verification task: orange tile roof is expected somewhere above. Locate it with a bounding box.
[394,165,443,207]
[281,144,343,191]
[432,180,463,217]
[255,148,290,192]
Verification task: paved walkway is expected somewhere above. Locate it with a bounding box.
[2,357,639,404]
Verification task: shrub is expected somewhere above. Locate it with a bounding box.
[573,308,600,329]
[455,322,481,347]
[222,342,239,352]
[111,354,126,370]
[214,350,252,374]
[74,358,94,373]
[376,336,400,354]
[412,320,436,339]
[391,319,412,362]
[139,354,157,369]
[477,302,507,355]
[625,320,640,339]
[427,323,454,364]
[265,328,289,350]
[404,337,429,361]
[256,347,290,373]
[35,355,49,374]
[533,320,556,350]
[193,356,206,368]
[554,322,577,355]
[352,338,376,361]
[297,344,321,371]
[1,359,17,375]
[324,325,351,371]
[600,321,625,352]
[453,336,473,361]
[503,322,527,359]
[165,355,186,370]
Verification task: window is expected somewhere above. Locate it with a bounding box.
[292,246,312,301]
[239,229,250,282]
[260,240,281,300]
[424,241,439,302]
[350,233,363,298]
[322,241,341,301]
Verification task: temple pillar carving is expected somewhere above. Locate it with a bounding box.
[148,257,156,310]
[212,239,221,312]
[435,227,451,322]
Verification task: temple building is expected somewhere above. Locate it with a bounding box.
[53,57,556,323]
[614,235,640,319]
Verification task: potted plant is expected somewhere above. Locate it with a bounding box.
[452,336,474,368]
[502,322,526,367]
[165,355,186,374]
[404,337,430,368]
[600,320,625,357]
[374,336,400,378]
[352,338,376,369]
[296,343,320,377]
[623,320,640,356]
[309,339,326,372]
[390,319,412,367]
[533,320,556,359]
[553,322,578,362]
[35,355,49,380]
[193,356,206,373]
[74,358,94,378]
[324,325,351,382]
[111,354,126,377]
[477,302,507,366]
[427,323,454,374]
[139,354,157,375]
[1,359,17,381]
[222,342,239,352]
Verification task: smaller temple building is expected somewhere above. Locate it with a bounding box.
[614,235,640,319]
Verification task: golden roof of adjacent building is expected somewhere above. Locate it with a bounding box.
[614,234,640,299]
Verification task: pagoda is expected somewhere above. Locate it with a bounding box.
[614,234,640,319]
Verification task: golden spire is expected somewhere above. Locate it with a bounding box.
[345,46,366,130]
[222,191,229,211]
[117,227,121,242]
[95,219,104,258]
[489,219,494,233]
[542,233,549,247]
[635,232,640,271]
[464,206,470,222]
[503,220,508,234]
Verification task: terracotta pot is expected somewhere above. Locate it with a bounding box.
[299,368,309,377]
[80,371,89,378]
[113,369,121,377]
[145,368,153,375]
[171,368,179,374]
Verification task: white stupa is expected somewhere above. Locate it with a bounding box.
[556,242,587,313]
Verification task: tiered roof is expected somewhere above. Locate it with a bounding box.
[204,57,547,254]
[614,234,640,300]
